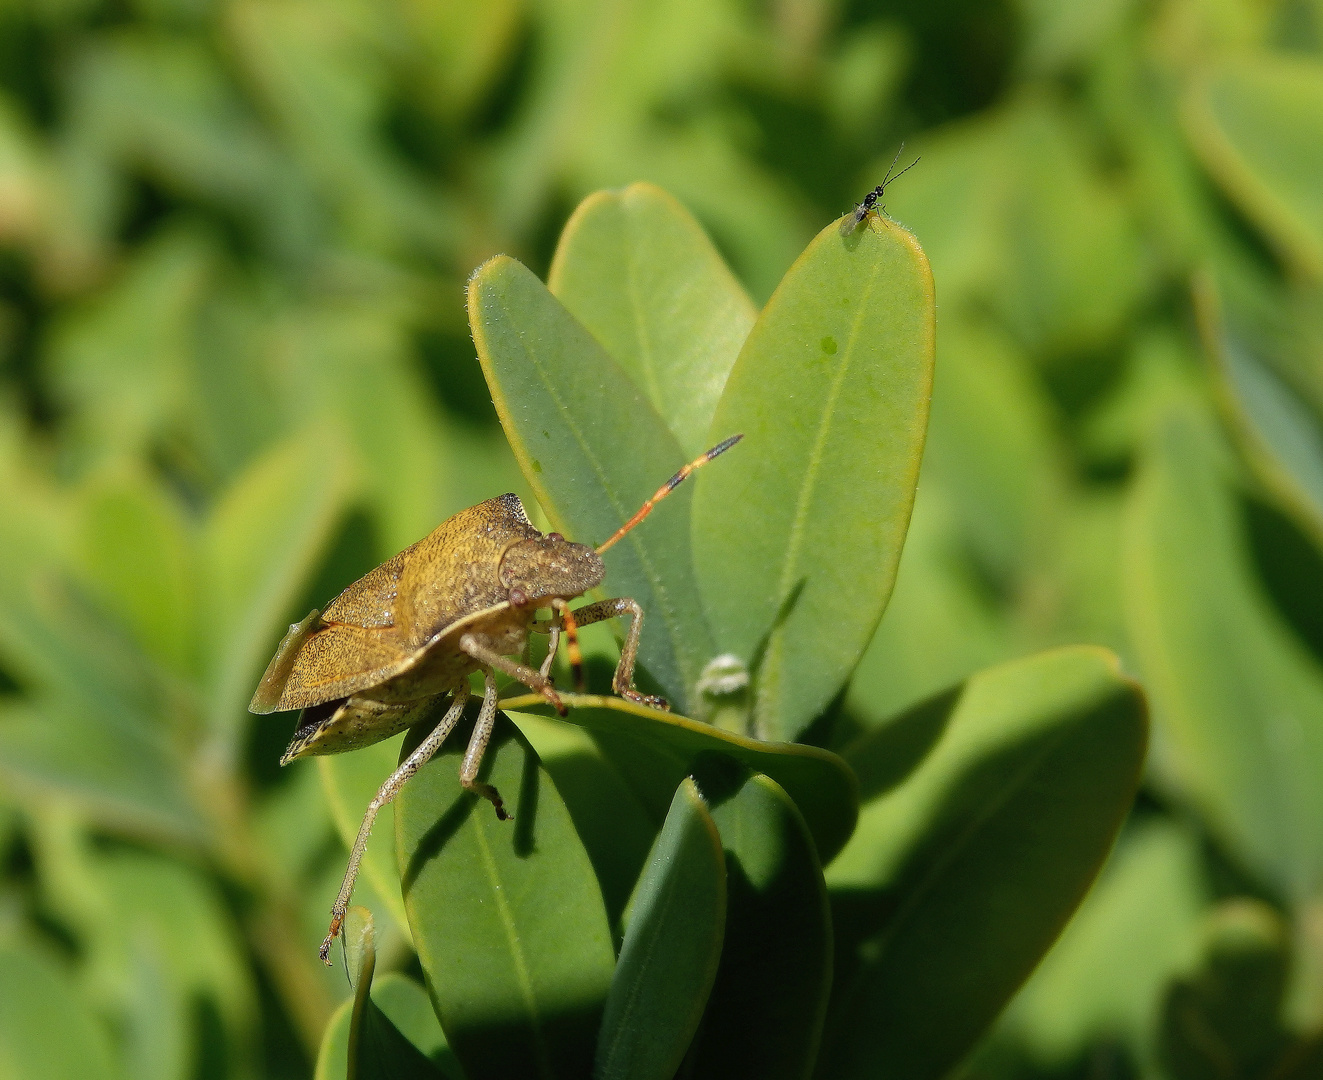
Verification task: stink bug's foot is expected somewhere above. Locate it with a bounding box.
[465,779,512,820]
[620,687,669,711]
[320,910,344,966]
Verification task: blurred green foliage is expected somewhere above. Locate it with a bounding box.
[1,0,1322,1077]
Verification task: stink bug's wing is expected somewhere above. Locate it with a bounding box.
[321,547,412,627]
[251,609,322,712]
[249,549,414,714]
[263,622,417,711]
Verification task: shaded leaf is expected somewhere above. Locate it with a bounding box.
[396,709,615,1080]
[514,712,659,937]
[315,910,456,1080]
[594,778,725,1080]
[691,213,934,741]
[502,693,858,864]
[821,645,1147,1080]
[685,768,832,1080]
[1000,819,1209,1074]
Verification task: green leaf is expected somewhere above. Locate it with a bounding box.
[547,182,757,459]
[204,430,354,738]
[396,709,615,1080]
[821,645,1147,1080]
[502,693,858,864]
[1124,402,1323,903]
[684,769,832,1080]
[690,213,935,741]
[1186,56,1323,281]
[0,940,121,1080]
[320,738,412,940]
[469,255,715,712]
[594,778,726,1080]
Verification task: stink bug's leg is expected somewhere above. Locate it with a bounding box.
[552,599,584,692]
[319,684,470,965]
[569,598,668,711]
[459,632,567,716]
[460,670,509,820]
[536,614,561,680]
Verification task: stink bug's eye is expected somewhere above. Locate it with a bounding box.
[547,532,563,541]
[509,586,529,607]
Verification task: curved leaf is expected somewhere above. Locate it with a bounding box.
[501,693,858,864]
[1197,269,1323,553]
[469,254,715,712]
[1125,403,1323,903]
[820,645,1148,1080]
[690,214,935,741]
[686,769,833,1080]
[315,909,455,1080]
[1186,56,1323,281]
[395,709,615,1080]
[594,778,726,1080]
[548,182,757,458]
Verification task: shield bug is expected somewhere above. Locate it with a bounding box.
[250,434,742,962]
[840,145,920,235]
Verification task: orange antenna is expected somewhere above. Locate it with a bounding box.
[596,434,743,555]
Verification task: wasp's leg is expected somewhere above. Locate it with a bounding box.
[320,685,469,965]
[459,632,566,716]
[459,670,510,820]
[568,598,668,710]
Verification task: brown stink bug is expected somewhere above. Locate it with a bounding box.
[249,434,741,962]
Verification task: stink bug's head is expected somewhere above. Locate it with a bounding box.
[499,533,605,608]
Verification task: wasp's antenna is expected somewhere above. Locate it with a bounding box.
[841,144,921,234]
[596,434,744,555]
[881,149,921,191]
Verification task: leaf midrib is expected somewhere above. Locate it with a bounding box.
[472,806,556,1079]
[757,245,888,723]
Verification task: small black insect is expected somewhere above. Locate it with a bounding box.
[841,145,921,235]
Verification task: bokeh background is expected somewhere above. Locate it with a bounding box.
[1,0,1322,1076]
